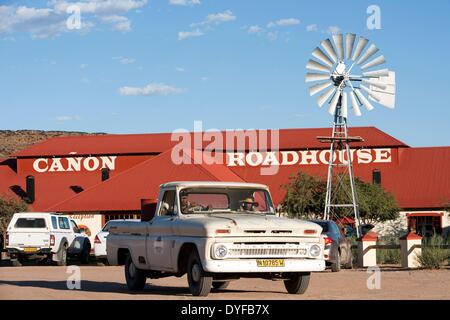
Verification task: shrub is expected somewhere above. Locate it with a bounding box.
[376,236,401,265]
[417,234,450,269]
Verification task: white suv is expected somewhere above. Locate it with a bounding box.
[6,212,91,266]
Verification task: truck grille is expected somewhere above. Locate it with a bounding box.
[227,244,309,258]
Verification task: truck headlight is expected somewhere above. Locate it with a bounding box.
[214,244,228,259]
[309,245,321,258]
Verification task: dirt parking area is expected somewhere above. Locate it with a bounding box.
[0,265,449,300]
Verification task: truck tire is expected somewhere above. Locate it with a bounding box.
[124,255,146,291]
[187,250,212,297]
[284,272,310,294]
[331,251,341,272]
[343,255,353,269]
[56,244,68,266]
[212,281,229,290]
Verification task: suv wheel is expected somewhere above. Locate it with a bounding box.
[331,251,341,272]
[284,272,311,294]
[80,243,91,264]
[124,255,146,291]
[187,250,212,296]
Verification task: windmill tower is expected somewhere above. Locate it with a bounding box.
[305,34,396,237]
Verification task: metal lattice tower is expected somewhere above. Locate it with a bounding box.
[318,98,363,238]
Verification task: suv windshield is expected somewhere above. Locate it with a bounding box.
[179,188,274,215]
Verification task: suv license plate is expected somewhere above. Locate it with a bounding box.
[23,247,38,253]
[256,259,285,267]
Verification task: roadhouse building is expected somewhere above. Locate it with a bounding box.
[0,127,449,241]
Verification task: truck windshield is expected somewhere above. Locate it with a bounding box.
[179,188,274,215]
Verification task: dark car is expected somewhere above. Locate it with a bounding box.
[309,220,353,272]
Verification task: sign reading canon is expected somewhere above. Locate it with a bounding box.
[32,156,117,173]
[227,148,393,167]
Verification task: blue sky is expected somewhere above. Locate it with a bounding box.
[1,0,449,147]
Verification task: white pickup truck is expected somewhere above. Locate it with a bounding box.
[6,212,91,266]
[107,182,325,296]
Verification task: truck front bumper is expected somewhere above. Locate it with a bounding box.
[203,258,326,273]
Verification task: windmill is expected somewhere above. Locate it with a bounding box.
[305,33,396,237]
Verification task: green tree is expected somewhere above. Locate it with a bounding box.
[0,196,29,235]
[282,171,400,224]
[281,171,326,219]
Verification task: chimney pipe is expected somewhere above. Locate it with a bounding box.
[26,175,35,203]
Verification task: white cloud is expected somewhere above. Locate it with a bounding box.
[327,26,341,35]
[191,10,236,27]
[56,115,81,122]
[178,29,203,40]
[119,83,186,96]
[80,63,88,69]
[0,1,147,39]
[176,67,185,72]
[169,0,200,6]
[247,25,262,34]
[100,15,131,32]
[267,18,300,28]
[113,56,135,64]
[306,24,318,32]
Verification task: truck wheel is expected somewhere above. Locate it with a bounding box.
[80,244,91,265]
[124,255,146,291]
[56,245,68,266]
[343,255,353,269]
[187,251,212,297]
[212,281,229,290]
[284,272,310,294]
[331,251,341,272]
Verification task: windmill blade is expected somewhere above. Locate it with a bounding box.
[305,72,330,82]
[328,91,341,115]
[306,59,332,73]
[309,80,333,96]
[360,84,383,102]
[345,33,356,60]
[351,37,369,62]
[320,38,337,63]
[363,68,390,78]
[362,78,387,90]
[332,34,344,61]
[312,47,334,68]
[356,43,379,65]
[361,55,386,70]
[354,88,375,111]
[340,91,348,118]
[349,90,362,116]
[317,87,336,108]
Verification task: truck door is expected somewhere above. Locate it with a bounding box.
[146,189,177,271]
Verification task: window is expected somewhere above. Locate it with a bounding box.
[58,217,70,230]
[14,218,46,228]
[70,220,80,233]
[51,216,58,229]
[160,190,176,216]
[179,188,275,215]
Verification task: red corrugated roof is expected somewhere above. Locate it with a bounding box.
[47,150,244,212]
[12,127,408,158]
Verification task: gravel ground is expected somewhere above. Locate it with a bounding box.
[0,265,449,300]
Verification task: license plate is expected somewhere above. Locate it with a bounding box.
[256,259,285,267]
[23,247,38,253]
